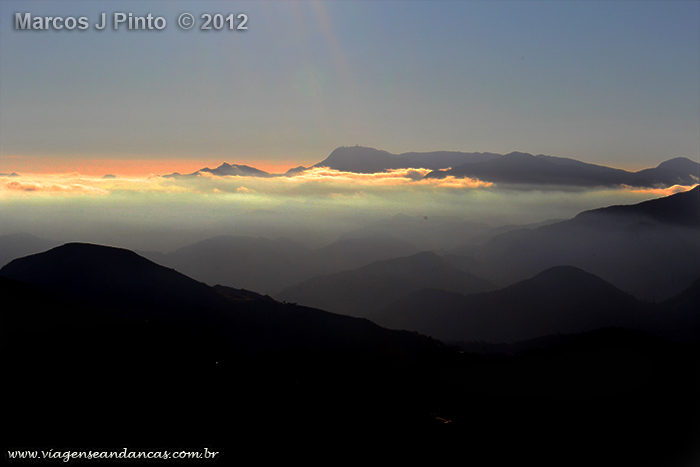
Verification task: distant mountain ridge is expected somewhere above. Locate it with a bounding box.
[139,234,420,295]
[574,185,700,227]
[424,151,699,188]
[4,243,699,465]
[163,162,274,178]
[0,242,444,359]
[471,186,700,301]
[275,251,495,317]
[158,145,699,188]
[373,265,700,344]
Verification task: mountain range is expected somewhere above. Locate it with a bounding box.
[0,242,442,359]
[470,185,700,301]
[0,243,456,455]
[159,145,699,188]
[138,234,420,295]
[2,242,699,463]
[372,265,699,344]
[3,186,699,304]
[4,146,700,461]
[275,251,495,318]
[425,152,699,187]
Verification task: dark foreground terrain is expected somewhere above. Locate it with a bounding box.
[2,244,699,465]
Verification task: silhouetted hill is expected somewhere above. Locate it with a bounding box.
[276,251,495,317]
[3,246,698,465]
[1,242,231,322]
[471,187,700,300]
[373,266,663,343]
[0,242,446,360]
[425,152,699,188]
[0,243,454,447]
[657,156,700,175]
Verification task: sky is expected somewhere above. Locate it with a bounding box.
[1,0,698,175]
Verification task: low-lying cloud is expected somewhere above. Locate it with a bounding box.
[3,177,109,195]
[2,169,696,252]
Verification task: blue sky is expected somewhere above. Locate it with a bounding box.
[1,0,698,173]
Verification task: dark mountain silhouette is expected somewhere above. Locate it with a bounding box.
[443,326,699,466]
[471,186,700,300]
[372,266,668,343]
[425,152,699,188]
[1,242,232,322]
[313,146,498,173]
[276,251,494,318]
[3,245,698,465]
[0,242,444,357]
[0,244,451,445]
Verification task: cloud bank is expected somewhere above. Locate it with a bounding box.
[2,169,695,252]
